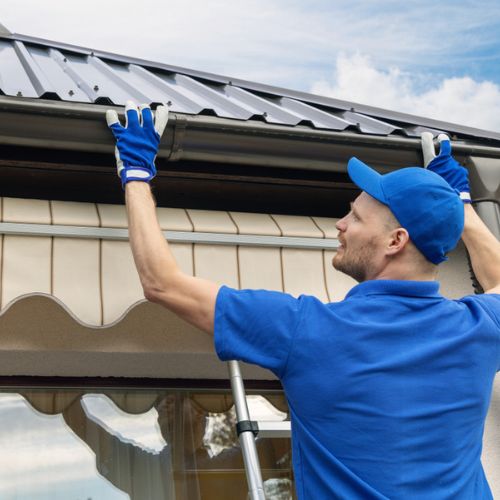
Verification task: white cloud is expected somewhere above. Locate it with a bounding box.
[312,53,500,132]
[1,0,500,92]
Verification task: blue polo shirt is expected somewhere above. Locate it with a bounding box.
[214,280,500,499]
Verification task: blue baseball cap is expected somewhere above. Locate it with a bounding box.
[347,158,464,264]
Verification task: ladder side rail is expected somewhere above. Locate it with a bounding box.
[228,360,266,500]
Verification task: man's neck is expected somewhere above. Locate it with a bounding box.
[369,261,438,283]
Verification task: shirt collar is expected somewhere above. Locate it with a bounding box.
[345,279,441,299]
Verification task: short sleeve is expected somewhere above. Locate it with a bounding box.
[467,293,500,371]
[214,286,305,378]
[472,293,500,328]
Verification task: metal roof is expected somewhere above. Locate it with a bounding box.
[2,32,500,144]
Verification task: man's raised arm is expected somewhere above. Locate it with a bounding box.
[107,101,219,334]
[461,204,500,294]
[421,133,500,294]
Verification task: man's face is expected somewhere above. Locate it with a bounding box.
[332,192,391,282]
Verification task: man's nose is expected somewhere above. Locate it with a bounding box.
[336,216,347,232]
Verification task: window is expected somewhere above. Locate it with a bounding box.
[0,388,294,500]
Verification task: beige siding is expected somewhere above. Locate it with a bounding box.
[51,201,100,227]
[170,243,194,276]
[2,236,52,307]
[229,211,281,236]
[238,246,282,291]
[231,212,282,291]
[187,209,237,234]
[281,248,328,301]
[157,207,193,231]
[194,245,239,288]
[52,238,101,325]
[271,213,324,237]
[3,198,51,224]
[1,198,51,307]
[188,209,239,288]
[101,240,144,324]
[312,216,339,238]
[159,210,194,275]
[273,214,328,301]
[96,203,128,228]
[50,201,102,325]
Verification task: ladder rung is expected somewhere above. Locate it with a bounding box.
[256,420,291,438]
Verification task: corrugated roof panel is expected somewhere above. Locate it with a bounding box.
[169,74,254,119]
[103,63,201,114]
[28,45,90,102]
[0,39,39,97]
[87,56,152,103]
[53,51,142,104]
[217,85,304,125]
[127,66,205,114]
[280,97,352,130]
[341,110,400,135]
[48,48,96,101]
[11,41,57,98]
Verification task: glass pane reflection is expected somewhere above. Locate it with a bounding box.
[0,390,294,500]
[0,393,128,500]
[82,395,167,455]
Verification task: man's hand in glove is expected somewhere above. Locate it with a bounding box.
[106,101,169,187]
[421,132,471,203]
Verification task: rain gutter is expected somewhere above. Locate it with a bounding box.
[1,97,500,175]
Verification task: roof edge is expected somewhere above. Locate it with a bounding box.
[3,32,500,143]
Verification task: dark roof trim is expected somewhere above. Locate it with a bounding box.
[0,375,282,390]
[3,32,500,143]
[1,97,500,176]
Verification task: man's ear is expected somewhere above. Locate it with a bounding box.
[386,228,410,256]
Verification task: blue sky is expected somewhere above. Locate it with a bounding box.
[2,0,500,130]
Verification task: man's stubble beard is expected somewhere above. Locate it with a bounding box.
[332,242,378,283]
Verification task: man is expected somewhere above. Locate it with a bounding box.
[107,101,500,499]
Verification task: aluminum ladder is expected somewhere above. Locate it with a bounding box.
[228,360,292,500]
